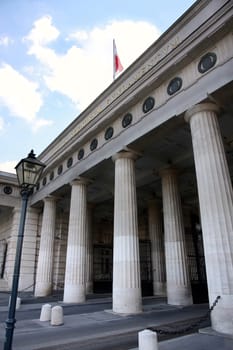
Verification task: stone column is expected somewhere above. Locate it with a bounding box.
[148,200,166,296]
[86,204,93,294]
[185,103,233,335]
[112,151,142,314]
[0,240,7,278]
[35,196,57,296]
[160,168,193,306]
[63,178,88,303]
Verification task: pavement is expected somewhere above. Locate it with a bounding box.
[0,291,233,350]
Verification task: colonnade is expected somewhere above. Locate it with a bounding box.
[34,103,233,335]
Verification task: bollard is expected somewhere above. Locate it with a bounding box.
[9,296,21,310]
[16,297,21,310]
[51,305,64,326]
[138,329,158,350]
[40,304,52,321]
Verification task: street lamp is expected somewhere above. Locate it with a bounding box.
[4,150,46,350]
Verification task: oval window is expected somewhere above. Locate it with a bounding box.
[167,77,182,95]
[198,52,217,73]
[122,113,133,128]
[105,127,114,140]
[142,96,155,113]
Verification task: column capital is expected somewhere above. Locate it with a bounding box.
[184,102,219,123]
[43,195,58,204]
[112,150,139,162]
[70,177,91,187]
[159,167,178,178]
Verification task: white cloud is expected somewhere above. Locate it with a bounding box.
[0,35,13,46]
[0,161,16,174]
[0,63,52,130]
[25,15,59,47]
[25,17,161,111]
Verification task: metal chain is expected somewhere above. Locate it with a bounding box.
[148,295,221,336]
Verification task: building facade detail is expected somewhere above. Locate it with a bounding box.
[112,151,142,314]
[63,178,89,303]
[0,1,233,337]
[160,168,193,306]
[185,102,233,335]
[35,196,57,297]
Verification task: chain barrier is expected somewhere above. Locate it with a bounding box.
[147,295,221,336]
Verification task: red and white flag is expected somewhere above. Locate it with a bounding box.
[113,39,123,80]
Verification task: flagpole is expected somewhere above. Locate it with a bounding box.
[113,39,115,81]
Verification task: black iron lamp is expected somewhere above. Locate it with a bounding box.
[4,150,46,350]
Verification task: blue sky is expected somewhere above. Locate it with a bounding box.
[0,0,195,173]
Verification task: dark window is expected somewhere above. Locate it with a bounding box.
[42,177,47,186]
[49,171,54,181]
[122,113,133,128]
[105,127,114,140]
[78,148,84,160]
[143,96,155,113]
[67,157,73,168]
[167,77,182,95]
[36,182,40,191]
[90,138,98,151]
[198,52,217,73]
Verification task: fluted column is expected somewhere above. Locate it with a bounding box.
[35,196,57,296]
[112,151,142,314]
[148,200,166,296]
[160,168,193,306]
[86,204,93,294]
[63,178,88,303]
[185,103,233,335]
[0,240,7,278]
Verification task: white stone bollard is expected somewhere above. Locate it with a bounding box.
[138,329,158,350]
[40,304,52,321]
[51,305,64,326]
[16,297,21,310]
[9,296,21,310]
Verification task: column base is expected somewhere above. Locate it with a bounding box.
[86,282,93,294]
[113,287,142,314]
[34,282,52,297]
[167,283,193,306]
[210,294,233,336]
[63,284,86,303]
[153,282,166,296]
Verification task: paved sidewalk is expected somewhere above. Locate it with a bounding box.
[0,292,232,350]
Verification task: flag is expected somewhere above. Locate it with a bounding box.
[113,39,123,80]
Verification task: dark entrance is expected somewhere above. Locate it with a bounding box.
[188,214,208,304]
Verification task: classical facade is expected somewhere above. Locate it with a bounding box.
[0,0,233,335]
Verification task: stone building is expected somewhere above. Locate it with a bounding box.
[0,0,233,336]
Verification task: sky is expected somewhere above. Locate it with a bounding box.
[0,0,195,174]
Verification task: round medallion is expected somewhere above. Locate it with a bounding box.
[57,165,63,175]
[49,171,54,181]
[78,148,84,160]
[67,157,73,168]
[3,186,12,195]
[142,96,155,113]
[105,127,114,140]
[198,52,217,73]
[90,138,98,151]
[167,77,182,95]
[122,113,133,128]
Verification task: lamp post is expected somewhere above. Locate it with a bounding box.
[4,150,46,350]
